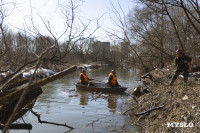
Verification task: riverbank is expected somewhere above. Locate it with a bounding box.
[125,65,200,132]
[43,60,110,71]
[4,60,200,132]
[0,61,110,80]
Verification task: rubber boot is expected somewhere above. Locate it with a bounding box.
[183,71,188,84]
[184,76,188,85]
[184,78,187,83]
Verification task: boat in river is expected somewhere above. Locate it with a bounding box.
[75,82,127,93]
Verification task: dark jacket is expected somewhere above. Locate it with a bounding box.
[175,54,192,70]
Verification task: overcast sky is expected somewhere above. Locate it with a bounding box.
[5,0,136,42]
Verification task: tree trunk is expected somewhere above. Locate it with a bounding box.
[0,65,77,105]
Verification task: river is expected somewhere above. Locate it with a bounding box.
[9,66,142,133]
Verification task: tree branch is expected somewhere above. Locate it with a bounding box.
[30,109,74,129]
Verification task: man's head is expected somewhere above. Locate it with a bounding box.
[176,49,182,57]
[111,70,116,74]
[82,69,86,74]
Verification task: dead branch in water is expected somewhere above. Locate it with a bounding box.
[135,105,164,116]
[30,109,74,129]
[0,66,77,105]
[123,107,135,115]
[76,118,99,133]
[0,123,32,130]
[109,129,130,132]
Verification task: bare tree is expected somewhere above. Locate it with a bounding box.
[1,0,101,132]
[106,2,150,71]
[139,0,200,55]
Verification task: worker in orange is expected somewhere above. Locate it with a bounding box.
[107,70,120,88]
[80,69,93,85]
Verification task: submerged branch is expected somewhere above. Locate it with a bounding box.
[76,118,99,133]
[30,109,74,129]
[0,123,32,130]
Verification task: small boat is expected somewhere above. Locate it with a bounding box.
[75,82,127,93]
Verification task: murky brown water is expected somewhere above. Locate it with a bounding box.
[8,66,142,133]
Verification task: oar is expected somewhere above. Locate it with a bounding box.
[87,83,90,89]
[91,79,106,84]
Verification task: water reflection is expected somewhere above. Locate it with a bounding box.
[13,66,142,133]
[107,96,117,112]
[78,90,118,113]
[79,94,89,105]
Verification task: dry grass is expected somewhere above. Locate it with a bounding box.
[125,67,200,133]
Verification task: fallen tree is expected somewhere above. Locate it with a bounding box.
[0,65,77,132]
[0,65,77,105]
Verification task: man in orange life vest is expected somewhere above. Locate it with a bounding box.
[80,69,93,85]
[107,70,120,88]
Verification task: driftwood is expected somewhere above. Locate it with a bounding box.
[0,123,32,130]
[0,88,42,124]
[123,107,135,115]
[6,78,30,90]
[0,78,30,97]
[135,105,164,116]
[76,119,99,133]
[0,66,76,132]
[0,65,77,105]
[109,129,130,132]
[141,73,154,82]
[30,110,74,129]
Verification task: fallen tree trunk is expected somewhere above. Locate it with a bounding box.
[6,78,30,90]
[0,88,42,124]
[0,65,77,105]
[0,78,30,97]
[0,124,32,130]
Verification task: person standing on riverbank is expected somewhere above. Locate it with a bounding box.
[80,69,93,85]
[107,70,120,88]
[169,49,192,86]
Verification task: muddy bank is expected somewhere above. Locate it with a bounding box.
[125,65,200,132]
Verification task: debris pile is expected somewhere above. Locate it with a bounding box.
[126,65,200,132]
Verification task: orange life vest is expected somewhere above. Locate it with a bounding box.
[80,73,88,83]
[109,73,117,85]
